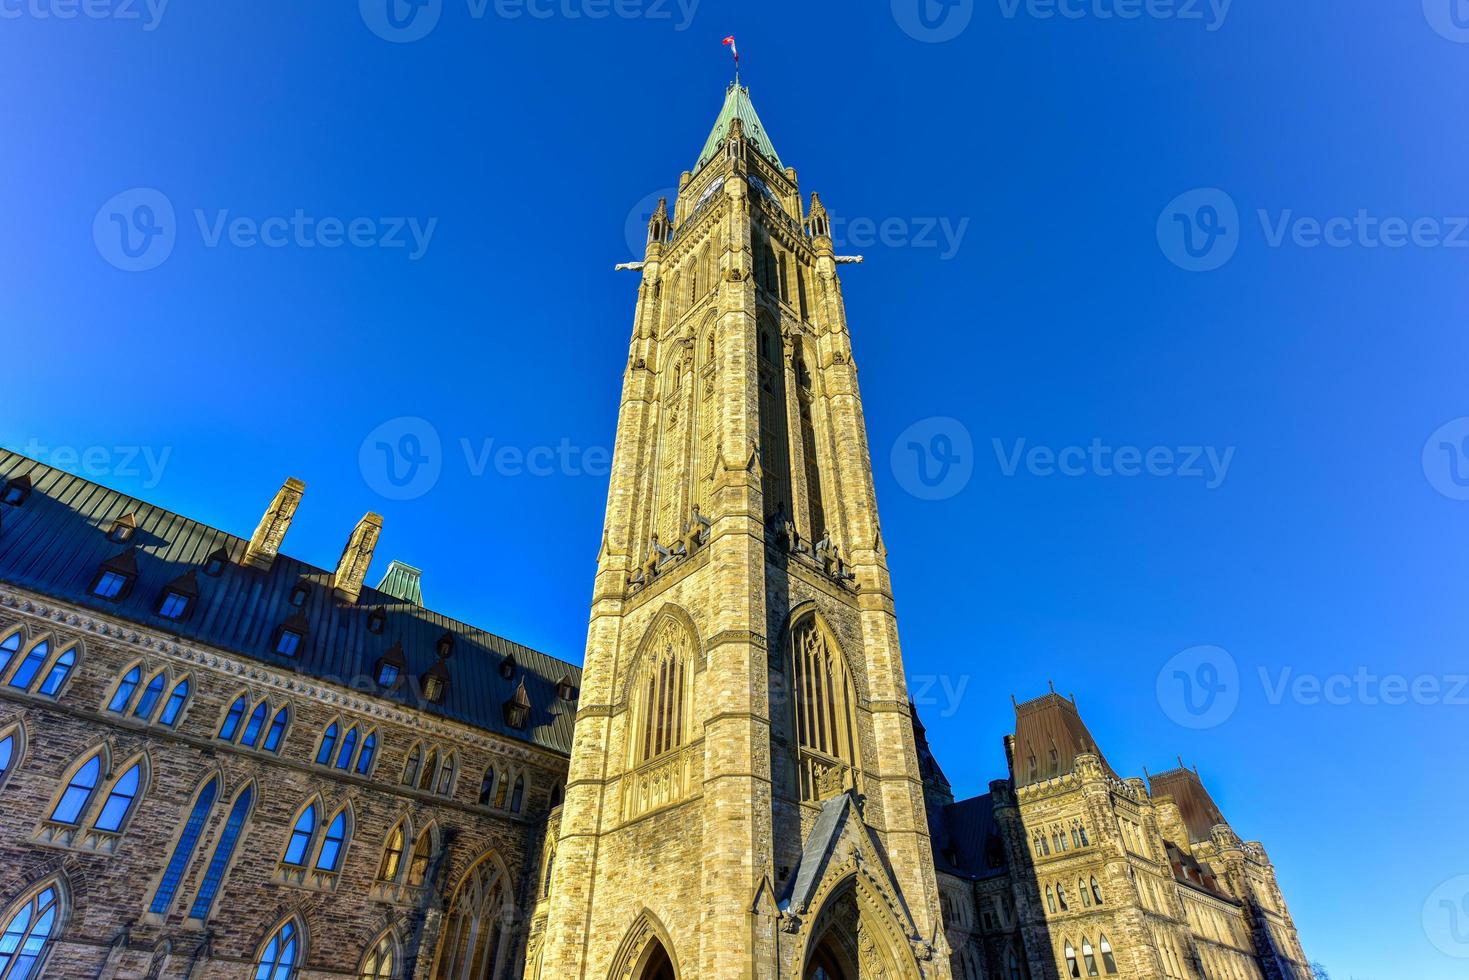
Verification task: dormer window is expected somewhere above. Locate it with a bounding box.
[289,582,311,608]
[155,571,199,622]
[1,476,31,506]
[366,607,387,635]
[436,631,454,658]
[499,654,517,680]
[108,513,137,543]
[375,641,406,688]
[556,675,576,702]
[273,613,309,657]
[422,675,445,704]
[203,547,229,577]
[89,550,138,602]
[503,680,531,730]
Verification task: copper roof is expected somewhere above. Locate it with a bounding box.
[1150,767,1229,844]
[1012,691,1118,787]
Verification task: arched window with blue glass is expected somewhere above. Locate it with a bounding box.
[92,755,148,833]
[314,806,352,873]
[0,629,22,678]
[334,726,359,771]
[254,916,304,980]
[218,695,248,741]
[315,722,340,766]
[263,706,290,753]
[148,775,219,916]
[188,783,255,922]
[239,701,270,749]
[0,879,67,979]
[35,646,76,697]
[133,671,168,719]
[48,748,105,825]
[158,678,190,727]
[6,639,50,690]
[0,723,23,792]
[107,664,143,713]
[281,801,319,867]
[354,731,377,776]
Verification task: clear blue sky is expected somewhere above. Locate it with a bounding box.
[2,2,1465,976]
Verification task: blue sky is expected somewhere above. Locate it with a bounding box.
[2,1,1466,975]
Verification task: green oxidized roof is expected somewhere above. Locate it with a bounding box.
[696,83,783,172]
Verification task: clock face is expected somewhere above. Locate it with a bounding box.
[748,174,773,200]
[695,177,726,211]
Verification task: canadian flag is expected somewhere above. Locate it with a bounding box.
[723,36,739,64]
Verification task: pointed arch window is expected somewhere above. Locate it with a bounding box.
[219,696,248,741]
[263,706,290,753]
[255,919,302,980]
[432,856,510,980]
[240,701,270,748]
[1046,885,1057,914]
[93,759,144,832]
[315,723,340,765]
[35,648,75,697]
[634,616,693,765]
[150,777,219,915]
[0,882,63,979]
[8,640,50,690]
[315,809,350,872]
[402,745,423,787]
[407,828,433,887]
[335,726,359,770]
[0,726,19,788]
[418,749,439,792]
[1064,940,1080,979]
[790,614,860,801]
[189,784,254,921]
[1091,877,1104,905]
[355,732,377,775]
[436,753,457,796]
[50,752,102,825]
[1099,935,1118,974]
[159,678,190,726]
[282,804,318,867]
[1082,938,1099,977]
[134,672,167,719]
[1079,878,1092,908]
[360,930,398,980]
[509,774,525,814]
[478,768,497,807]
[0,632,20,677]
[378,822,405,882]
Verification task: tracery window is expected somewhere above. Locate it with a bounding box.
[255,918,303,980]
[632,616,694,766]
[432,855,512,980]
[0,881,64,979]
[790,614,859,801]
[107,665,190,726]
[6,640,76,696]
[219,696,288,753]
[360,930,398,980]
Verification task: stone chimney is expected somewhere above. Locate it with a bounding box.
[332,513,383,603]
[244,478,305,571]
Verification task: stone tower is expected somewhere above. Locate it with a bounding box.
[530,84,953,980]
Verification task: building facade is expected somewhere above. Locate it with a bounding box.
[0,85,1308,980]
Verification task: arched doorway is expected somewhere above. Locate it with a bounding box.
[801,878,918,980]
[805,936,851,980]
[638,942,676,980]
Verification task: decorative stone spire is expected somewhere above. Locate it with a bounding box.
[244,478,305,571]
[331,512,383,603]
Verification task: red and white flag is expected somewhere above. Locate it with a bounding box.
[723,35,739,65]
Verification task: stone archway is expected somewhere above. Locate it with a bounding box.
[637,941,676,980]
[801,877,921,980]
[608,909,681,980]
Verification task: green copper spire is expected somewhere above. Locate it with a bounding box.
[695,83,783,172]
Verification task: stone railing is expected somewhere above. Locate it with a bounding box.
[799,748,855,803]
[621,743,701,822]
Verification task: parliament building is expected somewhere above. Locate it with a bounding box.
[0,84,1309,979]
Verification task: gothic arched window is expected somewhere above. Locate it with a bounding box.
[789,614,859,801]
[189,784,254,920]
[50,751,103,825]
[0,630,21,677]
[282,803,318,867]
[1064,940,1080,979]
[432,855,511,980]
[378,822,406,882]
[355,732,377,775]
[633,616,694,765]
[1099,935,1118,974]
[264,707,290,753]
[159,678,190,726]
[360,929,398,980]
[150,776,219,915]
[134,672,167,718]
[35,647,75,697]
[255,918,303,980]
[93,757,146,832]
[0,880,65,978]
[7,640,50,690]
[0,723,22,790]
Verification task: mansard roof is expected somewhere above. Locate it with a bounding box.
[932,793,1009,880]
[696,82,783,173]
[1150,766,1230,843]
[1012,690,1119,787]
[0,449,579,755]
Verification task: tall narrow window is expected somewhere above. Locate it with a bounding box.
[0,729,17,786]
[240,702,269,748]
[335,727,359,770]
[282,805,317,867]
[263,707,290,753]
[35,649,75,697]
[315,810,349,872]
[418,750,438,792]
[93,760,144,832]
[407,828,433,887]
[1091,877,1104,905]
[0,883,63,979]
[159,679,190,727]
[360,930,397,980]
[1064,940,1080,979]
[50,753,102,825]
[478,769,496,806]
[1082,938,1099,977]
[432,856,509,980]
[635,617,692,764]
[1099,935,1118,974]
[134,672,167,719]
[149,777,219,915]
[316,723,339,766]
[355,732,377,775]
[0,633,20,677]
[436,753,456,796]
[8,641,49,690]
[378,823,405,882]
[790,615,859,801]
[402,746,423,787]
[219,696,248,741]
[509,775,525,814]
[255,919,302,980]
[189,785,253,921]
